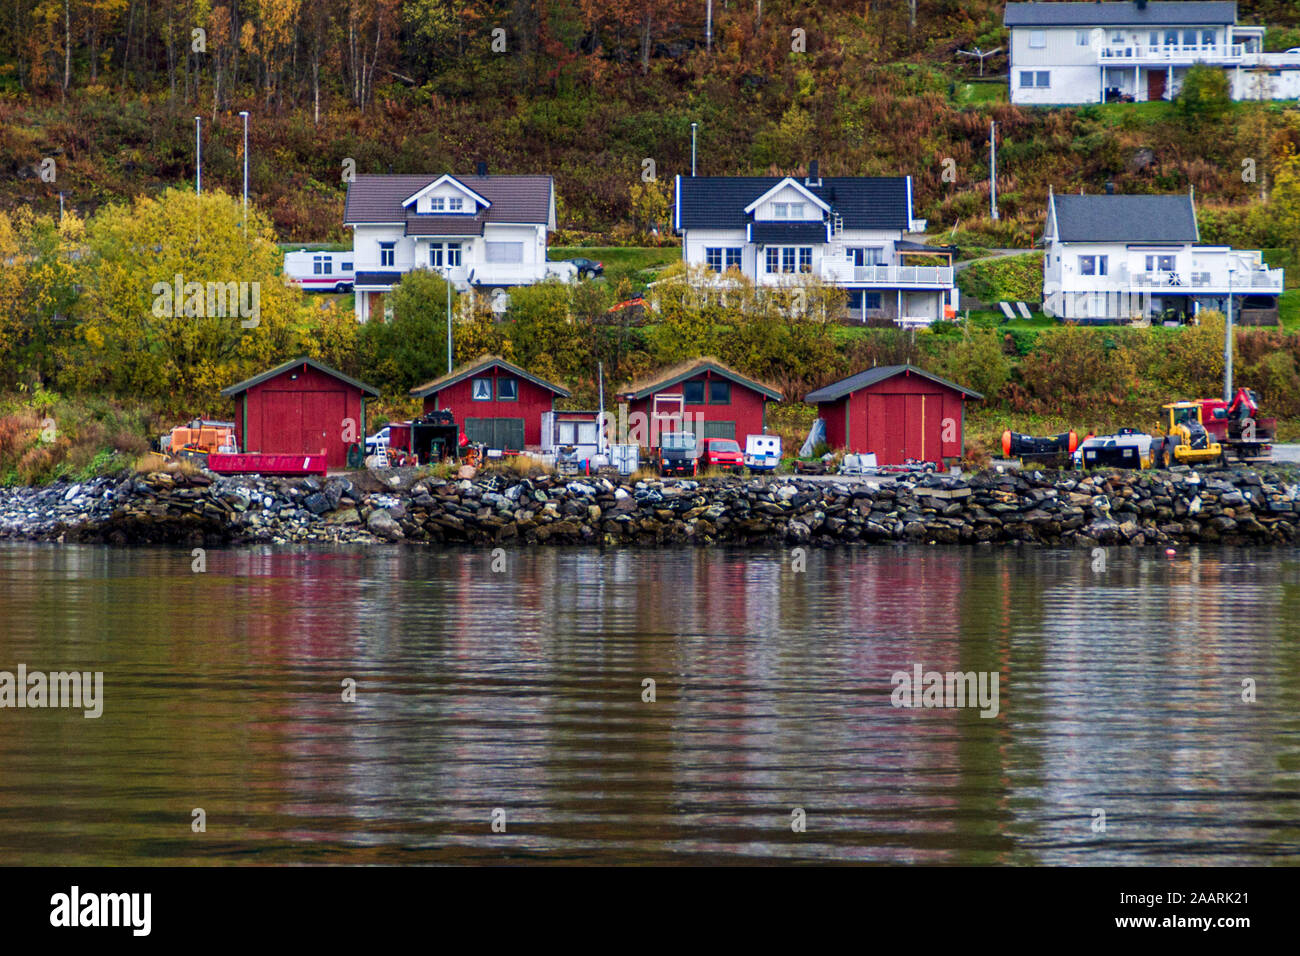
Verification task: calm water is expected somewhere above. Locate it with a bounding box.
[1,541,1298,865]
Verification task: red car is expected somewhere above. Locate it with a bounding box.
[700,438,744,473]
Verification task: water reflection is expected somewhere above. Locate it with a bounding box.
[0,542,1297,864]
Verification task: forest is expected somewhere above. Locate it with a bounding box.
[1,1,1299,243]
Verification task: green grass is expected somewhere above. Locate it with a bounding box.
[1278,289,1300,333]
[549,246,679,286]
[277,241,351,252]
[953,80,1007,107]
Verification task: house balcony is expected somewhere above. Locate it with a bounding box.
[1127,266,1284,294]
[819,261,955,288]
[1098,45,1300,68]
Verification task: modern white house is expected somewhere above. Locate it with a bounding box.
[342,169,570,322]
[1041,189,1284,324]
[1005,1,1300,105]
[673,164,960,324]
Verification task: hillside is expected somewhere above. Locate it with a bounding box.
[1,1,1300,247]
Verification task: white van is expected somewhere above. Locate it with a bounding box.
[744,434,782,472]
[283,249,355,292]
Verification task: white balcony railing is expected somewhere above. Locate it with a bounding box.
[1129,268,1284,291]
[1099,45,1300,68]
[1099,43,1245,63]
[819,262,954,287]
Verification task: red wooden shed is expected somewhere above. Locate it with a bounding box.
[804,364,982,466]
[221,357,381,470]
[410,355,570,450]
[617,357,783,446]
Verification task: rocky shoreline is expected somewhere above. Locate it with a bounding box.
[3,464,1300,549]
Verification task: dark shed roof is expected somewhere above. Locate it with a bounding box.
[804,364,983,403]
[620,358,783,402]
[221,357,381,398]
[1051,193,1199,242]
[1004,2,1237,28]
[345,174,553,225]
[409,355,571,399]
[677,176,911,232]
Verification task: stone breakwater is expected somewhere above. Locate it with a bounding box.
[2,465,1300,548]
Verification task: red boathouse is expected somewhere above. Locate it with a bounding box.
[804,364,982,466]
[410,355,570,450]
[617,358,782,445]
[221,357,380,470]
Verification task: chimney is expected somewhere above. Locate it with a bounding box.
[806,160,821,186]
[476,160,488,177]
[1105,181,1115,195]
[1136,0,1148,9]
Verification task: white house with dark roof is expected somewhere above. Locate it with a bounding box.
[1005,1,1300,105]
[673,164,959,323]
[343,169,566,321]
[1041,188,1284,323]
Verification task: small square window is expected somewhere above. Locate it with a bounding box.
[448,197,464,211]
[709,381,731,405]
[430,197,445,212]
[1036,71,1050,88]
[471,378,492,401]
[497,378,518,401]
[682,381,705,404]
[1029,31,1045,49]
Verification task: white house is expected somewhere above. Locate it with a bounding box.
[1005,1,1300,105]
[342,169,567,322]
[1041,189,1284,324]
[673,164,959,323]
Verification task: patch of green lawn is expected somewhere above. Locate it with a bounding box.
[1278,289,1300,333]
[549,245,680,287]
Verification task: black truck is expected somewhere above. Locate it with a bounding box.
[656,431,698,477]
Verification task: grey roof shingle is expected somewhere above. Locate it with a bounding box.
[750,221,829,243]
[405,214,486,237]
[1004,2,1237,28]
[1051,193,1199,242]
[345,174,553,225]
[804,364,983,403]
[677,176,911,232]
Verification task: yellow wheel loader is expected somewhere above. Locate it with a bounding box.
[1151,402,1225,469]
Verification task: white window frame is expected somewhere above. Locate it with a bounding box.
[447,242,462,267]
[448,197,464,212]
[379,242,395,268]
[430,196,446,212]
[1029,31,1046,49]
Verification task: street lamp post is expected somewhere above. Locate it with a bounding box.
[239,110,250,233]
[1224,266,1235,402]
[691,122,697,177]
[446,270,453,374]
[195,116,202,194]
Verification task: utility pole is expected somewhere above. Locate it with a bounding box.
[691,122,698,176]
[446,272,453,374]
[1224,266,1235,402]
[989,121,998,220]
[240,110,250,234]
[195,117,202,194]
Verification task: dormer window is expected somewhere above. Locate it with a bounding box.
[430,197,445,212]
[448,197,464,212]
[772,202,804,219]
